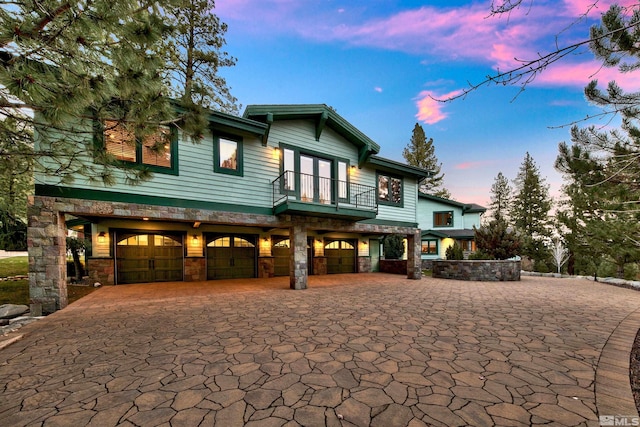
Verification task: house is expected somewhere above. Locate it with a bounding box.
[417,193,486,265]
[28,104,430,313]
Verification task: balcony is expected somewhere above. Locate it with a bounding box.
[272,171,378,221]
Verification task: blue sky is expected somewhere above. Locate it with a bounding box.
[215,0,638,206]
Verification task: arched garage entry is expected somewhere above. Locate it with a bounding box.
[116,233,184,284]
[206,234,257,279]
[325,239,356,274]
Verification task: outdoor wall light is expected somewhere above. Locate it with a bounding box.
[192,235,199,244]
[98,232,106,243]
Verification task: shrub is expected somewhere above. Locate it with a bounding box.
[445,242,464,260]
[469,250,492,260]
[474,220,521,260]
[382,234,404,260]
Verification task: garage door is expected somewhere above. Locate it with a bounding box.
[272,237,290,277]
[116,233,184,284]
[325,240,356,274]
[206,235,257,279]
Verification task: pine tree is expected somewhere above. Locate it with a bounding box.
[510,152,552,261]
[0,117,32,221]
[402,123,450,198]
[488,172,512,224]
[0,0,217,185]
[553,5,640,279]
[163,0,239,114]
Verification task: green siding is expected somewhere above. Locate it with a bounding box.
[35,114,420,226]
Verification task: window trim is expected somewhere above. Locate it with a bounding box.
[376,172,404,207]
[434,210,454,227]
[421,239,439,255]
[96,120,179,176]
[213,133,244,177]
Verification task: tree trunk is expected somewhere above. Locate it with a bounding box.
[71,249,84,283]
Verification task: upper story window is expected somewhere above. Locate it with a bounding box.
[377,173,403,206]
[102,120,177,174]
[214,135,243,176]
[434,211,454,227]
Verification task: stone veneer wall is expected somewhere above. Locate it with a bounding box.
[358,256,371,273]
[87,258,115,285]
[379,259,407,275]
[185,258,206,281]
[432,260,521,281]
[258,257,275,278]
[313,257,327,275]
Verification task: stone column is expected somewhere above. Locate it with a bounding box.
[406,229,422,280]
[289,223,308,289]
[28,196,68,314]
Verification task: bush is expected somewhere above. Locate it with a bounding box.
[382,234,405,260]
[469,250,493,260]
[474,220,521,260]
[445,242,464,260]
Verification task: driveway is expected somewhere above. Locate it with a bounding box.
[0,274,638,426]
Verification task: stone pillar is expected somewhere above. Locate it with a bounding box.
[406,229,422,280]
[313,257,327,275]
[28,196,68,314]
[289,223,308,289]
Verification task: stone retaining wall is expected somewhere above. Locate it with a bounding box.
[432,260,521,281]
[380,259,407,275]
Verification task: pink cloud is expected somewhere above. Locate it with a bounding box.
[374,87,383,93]
[415,90,463,125]
[537,60,640,91]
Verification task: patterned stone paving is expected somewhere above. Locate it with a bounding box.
[0,274,639,426]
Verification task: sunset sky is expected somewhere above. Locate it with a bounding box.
[215,0,639,206]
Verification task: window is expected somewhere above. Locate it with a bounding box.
[421,239,438,255]
[434,211,453,227]
[377,173,402,206]
[214,135,243,176]
[338,161,348,200]
[457,239,475,251]
[102,120,176,174]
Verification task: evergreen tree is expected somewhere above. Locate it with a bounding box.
[164,0,239,114]
[510,152,552,261]
[474,220,521,260]
[553,5,640,279]
[488,172,512,224]
[0,117,32,221]
[402,123,450,198]
[0,0,217,185]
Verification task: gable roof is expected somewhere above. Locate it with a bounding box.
[368,155,431,180]
[419,193,486,214]
[243,104,380,165]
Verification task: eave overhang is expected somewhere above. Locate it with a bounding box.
[243,104,380,163]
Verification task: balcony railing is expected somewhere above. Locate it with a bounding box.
[272,170,378,215]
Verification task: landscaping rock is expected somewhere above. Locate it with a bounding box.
[0,304,30,320]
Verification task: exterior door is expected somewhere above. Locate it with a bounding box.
[325,240,356,274]
[207,235,257,279]
[116,233,183,284]
[300,154,333,204]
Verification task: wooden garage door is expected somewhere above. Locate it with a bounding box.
[206,235,257,280]
[325,240,356,274]
[116,233,183,284]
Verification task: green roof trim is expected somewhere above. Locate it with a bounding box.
[208,110,268,138]
[367,156,431,179]
[419,193,487,214]
[243,104,380,163]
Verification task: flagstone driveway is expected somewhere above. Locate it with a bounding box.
[0,274,639,426]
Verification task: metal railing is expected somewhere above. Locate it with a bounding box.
[273,170,378,213]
